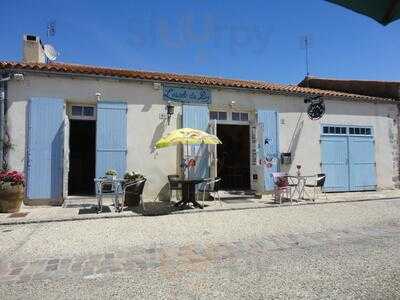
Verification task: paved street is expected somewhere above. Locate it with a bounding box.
[1,198,400,299]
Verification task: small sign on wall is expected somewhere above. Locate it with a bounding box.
[163,85,211,104]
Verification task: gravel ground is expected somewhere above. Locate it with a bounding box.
[1,199,400,299]
[1,198,400,262]
[1,233,399,299]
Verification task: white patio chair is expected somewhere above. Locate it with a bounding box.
[304,173,327,201]
[197,177,222,207]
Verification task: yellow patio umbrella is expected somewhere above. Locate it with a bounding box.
[155,128,221,180]
[155,128,221,149]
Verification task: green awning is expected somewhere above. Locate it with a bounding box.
[326,0,400,26]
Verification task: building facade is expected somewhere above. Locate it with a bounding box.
[0,37,398,205]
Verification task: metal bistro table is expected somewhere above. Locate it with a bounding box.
[94,177,125,212]
[174,178,205,209]
[287,175,315,202]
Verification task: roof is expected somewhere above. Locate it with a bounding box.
[299,76,400,99]
[0,61,395,102]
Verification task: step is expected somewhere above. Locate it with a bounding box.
[210,190,257,200]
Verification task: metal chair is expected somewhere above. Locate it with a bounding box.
[168,175,182,201]
[271,172,292,205]
[95,178,124,213]
[304,173,327,201]
[197,177,222,207]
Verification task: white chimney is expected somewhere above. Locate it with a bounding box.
[22,34,46,63]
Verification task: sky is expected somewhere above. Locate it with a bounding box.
[0,0,399,85]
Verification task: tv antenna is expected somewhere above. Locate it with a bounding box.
[300,35,312,85]
[47,20,56,37]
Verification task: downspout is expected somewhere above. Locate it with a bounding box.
[0,75,11,171]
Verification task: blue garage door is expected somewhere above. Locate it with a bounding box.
[348,136,376,191]
[321,136,349,192]
[321,125,376,192]
[27,97,64,201]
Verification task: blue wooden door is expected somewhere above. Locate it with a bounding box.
[27,98,64,200]
[96,102,127,178]
[257,110,279,191]
[321,136,349,192]
[348,137,376,191]
[182,105,209,179]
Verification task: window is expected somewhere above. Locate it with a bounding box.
[349,126,372,136]
[322,126,347,135]
[323,125,372,136]
[69,105,96,120]
[83,106,94,117]
[240,112,249,121]
[209,111,228,121]
[231,112,248,121]
[210,111,218,120]
[232,112,240,121]
[71,106,83,116]
[218,112,227,120]
[210,111,249,122]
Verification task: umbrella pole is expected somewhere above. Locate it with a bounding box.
[186,142,189,180]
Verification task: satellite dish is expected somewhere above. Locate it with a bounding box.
[43,44,59,61]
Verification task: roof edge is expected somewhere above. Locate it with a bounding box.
[0,61,396,103]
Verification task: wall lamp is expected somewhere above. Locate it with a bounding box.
[166,101,174,125]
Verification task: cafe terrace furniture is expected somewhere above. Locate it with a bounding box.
[287,174,317,202]
[173,178,205,209]
[271,172,292,205]
[168,175,182,201]
[197,177,222,207]
[94,177,125,213]
[123,178,147,209]
[304,173,327,201]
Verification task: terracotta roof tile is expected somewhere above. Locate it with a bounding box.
[0,61,395,102]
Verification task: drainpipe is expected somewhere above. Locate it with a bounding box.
[0,75,10,171]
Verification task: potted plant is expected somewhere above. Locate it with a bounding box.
[0,170,25,213]
[105,169,118,180]
[123,171,146,207]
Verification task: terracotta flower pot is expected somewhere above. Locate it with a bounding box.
[0,185,24,213]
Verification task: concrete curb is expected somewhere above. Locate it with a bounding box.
[0,196,399,226]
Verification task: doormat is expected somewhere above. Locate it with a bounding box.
[222,199,254,204]
[8,212,29,218]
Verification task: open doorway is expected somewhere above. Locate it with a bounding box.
[68,120,96,195]
[217,124,250,190]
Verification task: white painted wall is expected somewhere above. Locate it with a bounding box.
[211,89,398,189]
[6,73,398,203]
[7,74,182,200]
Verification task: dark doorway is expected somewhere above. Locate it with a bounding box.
[68,120,96,195]
[217,124,250,190]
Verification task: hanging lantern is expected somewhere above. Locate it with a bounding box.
[166,101,175,125]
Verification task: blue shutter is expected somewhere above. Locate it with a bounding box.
[182,105,209,179]
[96,102,127,178]
[348,136,376,191]
[27,98,64,200]
[257,110,279,191]
[321,136,350,192]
